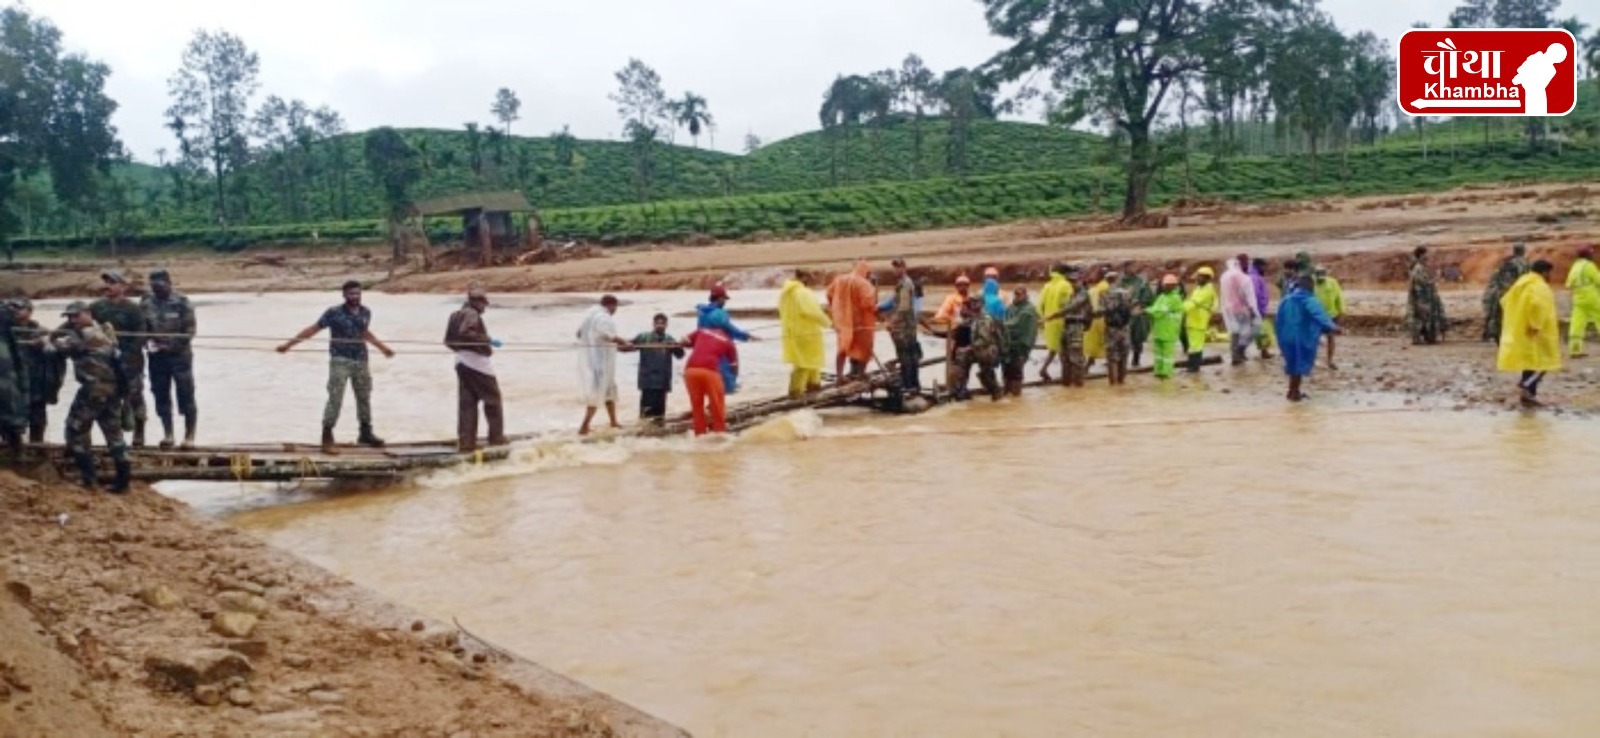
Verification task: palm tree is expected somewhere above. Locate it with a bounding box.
[668,93,714,148]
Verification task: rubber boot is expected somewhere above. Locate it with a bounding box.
[158,415,175,450]
[181,412,197,450]
[107,448,132,494]
[2,428,21,465]
[27,424,44,445]
[321,425,339,456]
[72,450,98,489]
[357,424,385,448]
[132,420,146,449]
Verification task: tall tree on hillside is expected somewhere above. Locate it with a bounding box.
[491,87,522,134]
[0,7,122,253]
[610,59,668,199]
[252,95,314,220]
[485,126,507,175]
[897,54,940,178]
[819,74,874,185]
[167,29,259,233]
[362,127,422,262]
[1266,14,1353,179]
[1556,18,1588,76]
[46,53,124,218]
[1588,29,1600,80]
[312,107,350,218]
[743,133,763,153]
[938,67,997,178]
[610,58,668,135]
[463,122,484,177]
[668,92,714,148]
[552,125,578,169]
[1346,32,1394,147]
[981,0,1284,220]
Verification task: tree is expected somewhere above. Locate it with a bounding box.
[312,107,350,218]
[167,29,259,233]
[1491,0,1556,29]
[897,54,940,177]
[982,0,1284,220]
[491,88,521,134]
[47,54,123,216]
[552,125,578,169]
[251,95,314,220]
[819,74,875,185]
[1588,29,1600,80]
[939,67,998,178]
[1448,0,1493,29]
[743,133,763,153]
[1265,14,1352,180]
[463,122,484,176]
[362,128,422,262]
[668,92,714,148]
[610,59,668,200]
[0,7,122,251]
[610,58,668,136]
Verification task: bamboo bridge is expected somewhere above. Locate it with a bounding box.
[15,355,1214,485]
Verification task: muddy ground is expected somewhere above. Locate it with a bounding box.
[0,470,688,738]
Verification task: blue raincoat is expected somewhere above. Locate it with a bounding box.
[697,303,751,394]
[1274,286,1337,377]
[982,278,1006,320]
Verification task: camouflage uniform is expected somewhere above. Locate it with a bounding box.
[952,311,1005,401]
[0,308,27,453]
[1058,288,1093,387]
[1406,258,1447,345]
[16,316,66,444]
[91,296,149,444]
[51,318,130,490]
[1481,254,1528,343]
[1100,285,1135,384]
[1119,274,1155,366]
[142,289,198,445]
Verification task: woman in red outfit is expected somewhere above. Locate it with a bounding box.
[682,327,738,435]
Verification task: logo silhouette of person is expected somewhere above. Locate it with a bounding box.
[1513,42,1566,115]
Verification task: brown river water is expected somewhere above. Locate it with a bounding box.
[41,292,1600,737]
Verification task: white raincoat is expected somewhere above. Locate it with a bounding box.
[576,305,620,405]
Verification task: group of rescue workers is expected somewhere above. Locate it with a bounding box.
[3,240,1595,492]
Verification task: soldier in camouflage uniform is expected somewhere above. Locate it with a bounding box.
[1406,247,1447,345]
[949,296,1004,401]
[47,302,131,492]
[0,300,28,459]
[1046,267,1093,387]
[1099,270,1137,386]
[91,270,150,447]
[1481,243,1528,344]
[1118,264,1155,367]
[8,299,65,444]
[141,268,199,449]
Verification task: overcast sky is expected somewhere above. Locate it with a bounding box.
[21,0,1590,163]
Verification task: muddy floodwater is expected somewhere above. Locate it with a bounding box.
[44,293,1599,737]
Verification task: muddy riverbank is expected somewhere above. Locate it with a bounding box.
[0,470,688,738]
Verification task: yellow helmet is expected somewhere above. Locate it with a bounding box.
[1194,266,1216,279]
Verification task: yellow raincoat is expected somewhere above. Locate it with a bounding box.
[1038,272,1073,352]
[1183,282,1219,353]
[1496,272,1561,373]
[1084,279,1109,359]
[1314,276,1345,318]
[1566,257,1600,355]
[779,278,832,370]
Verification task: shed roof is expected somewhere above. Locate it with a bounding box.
[412,190,535,216]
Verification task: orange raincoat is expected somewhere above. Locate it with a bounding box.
[826,261,878,362]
